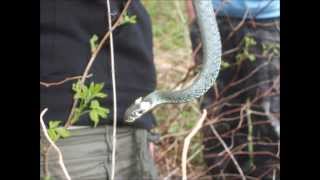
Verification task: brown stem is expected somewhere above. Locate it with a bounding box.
[64,0,133,128]
[40,74,93,88]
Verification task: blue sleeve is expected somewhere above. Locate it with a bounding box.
[212,0,280,19]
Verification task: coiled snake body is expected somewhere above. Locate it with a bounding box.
[124,0,221,122]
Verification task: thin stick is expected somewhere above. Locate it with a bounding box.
[210,124,246,180]
[64,0,133,128]
[40,108,71,180]
[164,146,203,180]
[225,9,249,41]
[273,141,280,180]
[182,109,207,180]
[40,74,93,88]
[106,0,117,179]
[174,0,190,49]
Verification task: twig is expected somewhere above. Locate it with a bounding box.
[209,124,246,180]
[40,74,93,88]
[225,9,249,41]
[204,142,279,158]
[160,130,190,140]
[106,0,118,179]
[246,102,254,167]
[182,109,207,180]
[214,79,274,108]
[164,146,204,180]
[174,0,190,49]
[273,141,280,180]
[64,0,133,128]
[222,45,241,56]
[40,108,71,180]
[251,76,280,104]
[219,62,269,97]
[156,139,178,162]
[209,173,258,180]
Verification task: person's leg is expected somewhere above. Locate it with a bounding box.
[103,126,159,180]
[40,127,109,180]
[41,126,159,180]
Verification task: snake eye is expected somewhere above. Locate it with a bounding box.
[135,110,144,117]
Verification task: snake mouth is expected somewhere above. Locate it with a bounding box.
[124,111,142,123]
[124,97,154,123]
[123,109,139,123]
[123,113,132,123]
[124,113,134,123]
[125,117,136,123]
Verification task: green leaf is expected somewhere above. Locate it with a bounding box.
[98,112,107,118]
[129,15,137,24]
[89,110,99,127]
[82,85,88,97]
[90,100,100,109]
[71,108,82,124]
[72,81,79,91]
[94,83,104,93]
[102,107,110,114]
[73,81,88,100]
[221,61,230,69]
[90,34,99,53]
[96,108,108,118]
[71,81,109,127]
[88,82,94,95]
[49,121,61,129]
[55,127,71,138]
[48,129,59,142]
[95,92,107,98]
[122,12,137,25]
[87,88,92,99]
[248,54,256,61]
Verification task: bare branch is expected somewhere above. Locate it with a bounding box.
[40,74,93,88]
[182,109,207,180]
[210,124,246,180]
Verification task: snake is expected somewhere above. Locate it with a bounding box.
[124,0,221,123]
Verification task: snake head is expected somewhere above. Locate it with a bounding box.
[124,96,153,123]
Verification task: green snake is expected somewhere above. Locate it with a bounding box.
[124,0,221,123]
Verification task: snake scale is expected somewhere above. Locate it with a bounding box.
[124,0,221,123]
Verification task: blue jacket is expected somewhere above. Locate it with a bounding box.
[212,0,280,19]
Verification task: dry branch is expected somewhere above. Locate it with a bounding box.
[182,109,207,180]
[210,124,246,180]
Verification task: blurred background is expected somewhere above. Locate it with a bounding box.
[141,0,280,179]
